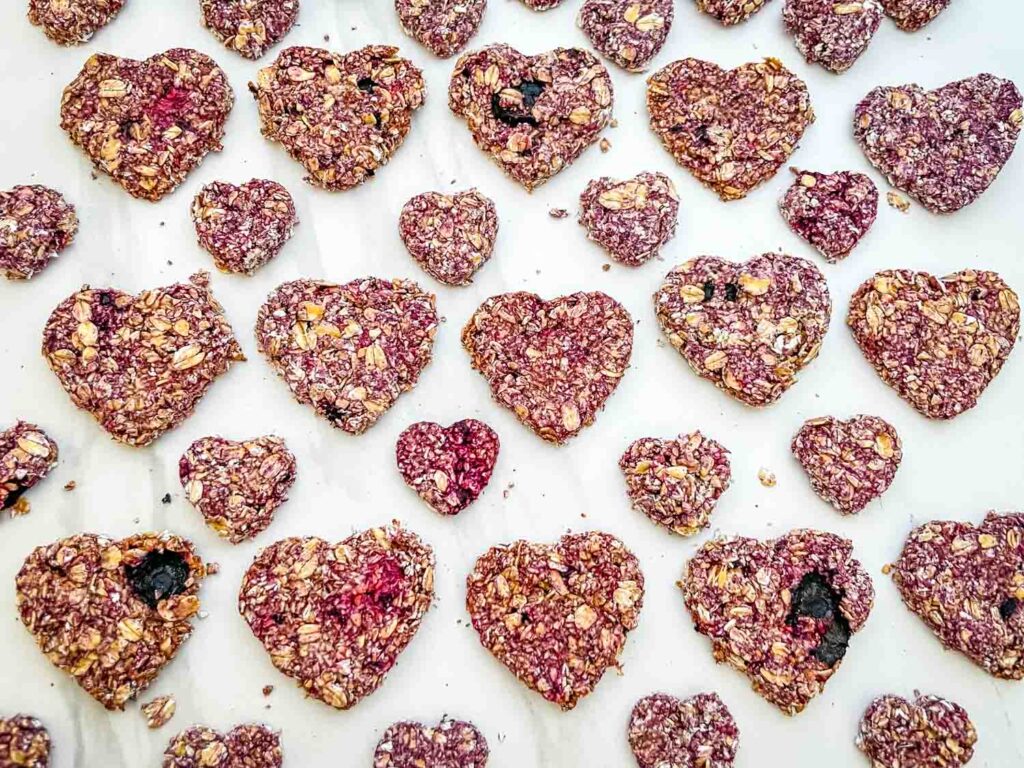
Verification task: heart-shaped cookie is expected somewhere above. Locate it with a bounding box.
[848,269,1020,419]
[681,529,874,714]
[466,531,644,710]
[1,422,59,517]
[783,0,883,73]
[855,74,1022,213]
[60,49,234,202]
[578,172,679,266]
[42,272,244,447]
[251,46,425,191]
[399,189,499,285]
[628,692,739,768]
[1,185,78,280]
[373,718,489,767]
[238,523,434,709]
[448,45,614,191]
[0,715,50,768]
[880,0,952,30]
[255,278,438,434]
[396,419,500,516]
[200,0,299,60]
[518,0,563,9]
[694,0,772,24]
[16,532,208,710]
[857,694,977,768]
[779,169,878,264]
[891,511,1023,679]
[463,291,633,444]
[647,58,814,201]
[28,0,125,45]
[578,0,674,72]
[396,0,486,58]
[654,253,831,407]
[163,724,282,768]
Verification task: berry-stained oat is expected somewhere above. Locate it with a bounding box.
[255,278,438,434]
[200,0,299,60]
[847,269,1019,419]
[373,718,489,768]
[879,0,951,30]
[857,694,977,768]
[779,169,878,264]
[399,189,498,285]
[694,0,772,25]
[681,530,874,714]
[1,422,58,518]
[890,511,1024,679]
[396,0,486,59]
[466,532,644,710]
[27,0,125,45]
[0,185,78,280]
[578,0,674,73]
[783,0,882,73]
[0,715,50,768]
[60,49,234,202]
[448,45,614,191]
[163,724,282,768]
[250,46,425,191]
[654,253,831,407]
[16,533,209,710]
[628,692,738,768]
[42,272,245,447]
[462,292,633,444]
[854,74,1022,213]
[578,172,679,267]
[141,695,177,729]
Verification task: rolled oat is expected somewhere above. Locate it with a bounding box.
[399,189,498,286]
[578,172,679,267]
[141,695,177,729]
[0,185,78,280]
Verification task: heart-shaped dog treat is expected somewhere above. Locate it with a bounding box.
[648,58,814,201]
[28,0,125,45]
[654,253,831,407]
[628,692,739,768]
[448,45,614,191]
[848,269,1020,419]
[578,172,679,266]
[200,0,299,60]
[1,422,59,518]
[239,523,434,709]
[857,694,977,768]
[163,724,282,768]
[16,532,208,710]
[578,0,674,72]
[396,419,499,516]
[60,49,233,202]
[399,189,498,286]
[518,0,563,9]
[891,511,1024,679]
[463,292,633,444]
[256,278,437,434]
[251,46,425,191]
[0,715,50,768]
[694,0,772,24]
[373,718,489,768]
[681,529,874,714]
[855,74,1022,213]
[780,169,878,264]
[42,272,244,447]
[879,0,951,30]
[783,0,882,73]
[396,0,485,58]
[1,185,78,280]
[467,532,643,710]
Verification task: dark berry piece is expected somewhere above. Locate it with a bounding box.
[2,484,26,510]
[725,283,739,301]
[787,571,851,666]
[1000,597,1019,621]
[702,281,715,301]
[491,80,545,127]
[126,550,190,608]
[357,77,376,92]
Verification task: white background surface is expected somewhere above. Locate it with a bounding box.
[1,1,1023,766]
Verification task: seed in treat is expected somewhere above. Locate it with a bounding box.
[395,0,486,58]
[847,269,1019,419]
[27,0,125,45]
[779,169,878,263]
[373,718,489,768]
[783,0,883,73]
[449,45,614,191]
[694,0,772,26]
[0,715,50,768]
[466,531,644,710]
[628,692,738,768]
[879,0,952,30]
[463,292,633,444]
[579,172,679,267]
[163,724,282,768]
[141,694,176,729]
[647,58,814,201]
[578,0,674,73]
[1,185,78,280]
[1,422,58,517]
[200,0,299,60]
[857,694,977,768]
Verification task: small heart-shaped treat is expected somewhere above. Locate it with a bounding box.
[855,74,1022,213]
[578,0,674,72]
[256,278,438,434]
[163,724,282,768]
[619,432,731,536]
[647,58,814,201]
[238,523,434,709]
[42,272,245,447]
[879,0,951,30]
[373,718,489,768]
[1,422,59,518]
[857,694,977,768]
[779,169,878,264]
[1,185,78,280]
[448,45,614,191]
[681,529,874,714]
[463,292,633,444]
[200,0,299,60]
[192,180,297,275]
[0,715,50,768]
[396,419,499,516]
[28,0,125,45]
[60,49,234,202]
[395,0,486,58]
[654,253,831,407]
[891,512,1024,679]
[179,435,296,543]
[518,0,563,9]
[399,189,499,286]
[694,0,772,25]
[578,172,679,266]
[783,0,883,73]
[628,692,739,768]
[848,269,1019,419]
[251,46,425,191]
[16,532,208,710]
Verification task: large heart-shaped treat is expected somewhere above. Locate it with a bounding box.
[466,531,644,710]
[1,422,59,517]
[681,529,874,714]
[373,718,489,768]
[201,0,299,60]
[857,694,977,768]
[891,511,1023,679]
[578,172,679,266]
[783,0,883,73]
[16,532,208,710]
[60,49,233,202]
[251,46,425,191]
[879,0,952,30]
[848,269,1020,419]
[396,0,486,59]
[694,0,772,25]
[854,74,1022,213]
[628,692,738,768]
[779,169,878,264]
[578,0,674,72]
[163,724,282,768]
[448,45,614,191]
[42,272,244,447]
[654,253,831,407]
[647,58,814,201]
[239,524,434,709]
[463,292,633,444]
[28,0,125,45]
[255,278,437,434]
[0,715,50,768]
[1,185,78,280]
